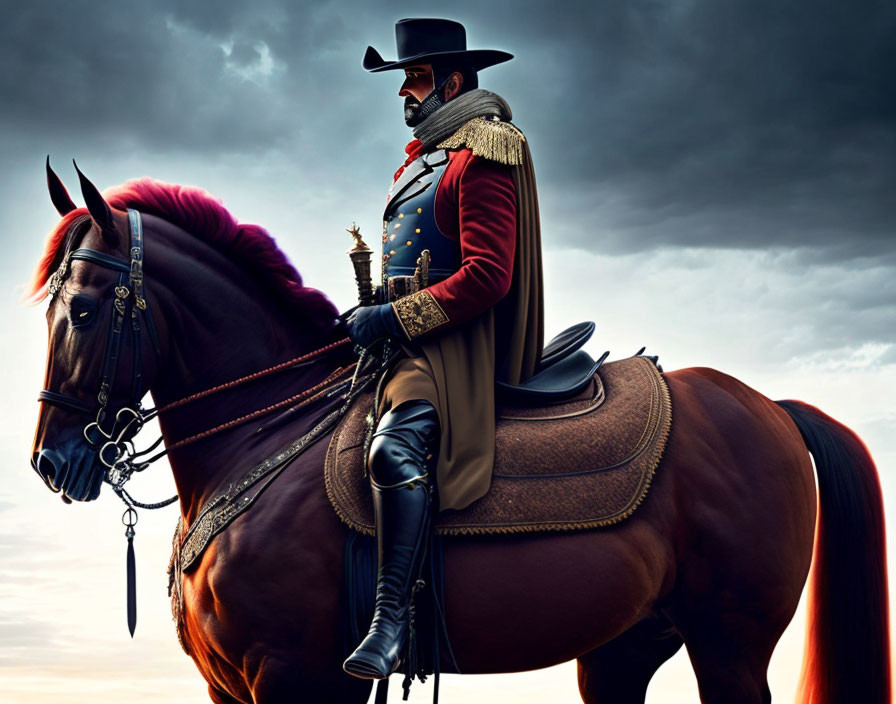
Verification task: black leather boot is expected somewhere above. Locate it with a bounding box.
[343,399,439,680]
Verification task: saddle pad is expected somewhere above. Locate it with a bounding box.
[324,356,671,536]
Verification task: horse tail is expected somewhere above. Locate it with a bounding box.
[776,399,890,704]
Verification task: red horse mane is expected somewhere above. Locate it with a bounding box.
[25,178,338,328]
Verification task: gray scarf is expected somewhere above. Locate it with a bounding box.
[413,89,513,149]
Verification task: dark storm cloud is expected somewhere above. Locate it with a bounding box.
[492,0,896,256]
[1,0,894,257]
[0,0,349,152]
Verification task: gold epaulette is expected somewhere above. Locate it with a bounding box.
[437,116,526,166]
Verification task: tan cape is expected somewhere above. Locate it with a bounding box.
[377,117,544,511]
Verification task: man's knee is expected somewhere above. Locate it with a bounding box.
[368,400,439,487]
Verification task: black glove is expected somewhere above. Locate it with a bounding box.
[345,303,404,347]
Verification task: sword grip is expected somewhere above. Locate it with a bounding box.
[346,223,374,306]
[349,250,375,306]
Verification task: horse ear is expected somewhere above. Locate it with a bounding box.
[46,156,77,216]
[73,160,118,248]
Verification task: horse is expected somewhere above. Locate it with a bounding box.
[28,163,890,704]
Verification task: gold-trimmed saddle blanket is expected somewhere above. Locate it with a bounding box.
[324,356,671,536]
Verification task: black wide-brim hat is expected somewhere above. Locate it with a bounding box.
[363,18,513,73]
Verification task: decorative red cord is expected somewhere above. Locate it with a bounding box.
[155,337,351,414]
[165,365,354,450]
[149,336,355,452]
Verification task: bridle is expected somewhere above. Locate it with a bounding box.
[38,209,165,496]
[37,208,355,508]
[41,209,159,416]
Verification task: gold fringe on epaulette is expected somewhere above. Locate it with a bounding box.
[437,117,526,165]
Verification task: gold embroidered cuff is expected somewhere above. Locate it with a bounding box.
[391,289,449,339]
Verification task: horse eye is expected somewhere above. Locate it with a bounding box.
[70,295,97,328]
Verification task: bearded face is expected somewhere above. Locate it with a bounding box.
[400,65,435,126]
[399,64,467,127]
[404,94,424,126]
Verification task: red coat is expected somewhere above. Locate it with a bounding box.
[390,140,518,335]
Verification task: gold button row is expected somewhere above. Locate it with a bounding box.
[382,207,427,250]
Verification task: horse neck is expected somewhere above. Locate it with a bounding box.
[143,215,340,522]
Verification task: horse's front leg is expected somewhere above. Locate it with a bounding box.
[247,653,372,704]
[197,472,372,704]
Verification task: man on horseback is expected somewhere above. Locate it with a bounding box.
[343,18,544,680]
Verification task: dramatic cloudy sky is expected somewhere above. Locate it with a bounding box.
[1,1,894,702]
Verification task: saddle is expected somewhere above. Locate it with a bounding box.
[496,321,608,403]
[325,324,672,536]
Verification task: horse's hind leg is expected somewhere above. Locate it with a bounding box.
[665,569,789,703]
[679,627,774,704]
[576,613,683,704]
[670,599,783,704]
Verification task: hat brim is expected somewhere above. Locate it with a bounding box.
[363,46,513,73]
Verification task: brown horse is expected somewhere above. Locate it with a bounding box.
[29,167,890,704]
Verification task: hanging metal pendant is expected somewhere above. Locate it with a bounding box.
[123,507,138,636]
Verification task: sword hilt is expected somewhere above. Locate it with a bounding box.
[346,222,374,306]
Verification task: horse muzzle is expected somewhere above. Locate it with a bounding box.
[31,439,104,503]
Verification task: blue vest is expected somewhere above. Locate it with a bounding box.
[382,149,460,290]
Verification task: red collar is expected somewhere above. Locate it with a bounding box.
[393,139,423,183]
